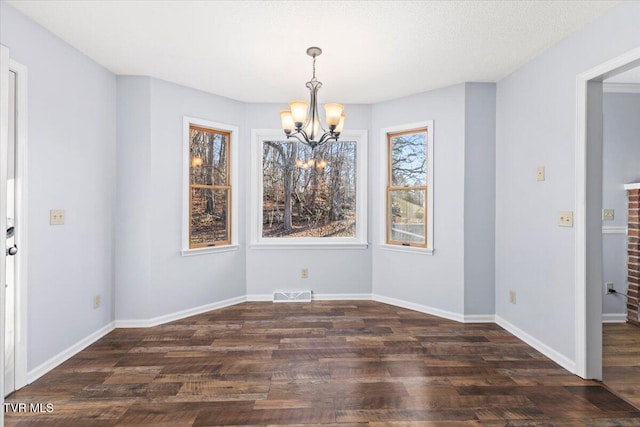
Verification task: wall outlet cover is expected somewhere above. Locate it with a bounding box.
[50,209,65,225]
[536,166,545,182]
[559,211,574,227]
[602,209,614,221]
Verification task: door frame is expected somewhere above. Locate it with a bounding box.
[1,43,9,421]
[8,58,29,391]
[575,45,640,379]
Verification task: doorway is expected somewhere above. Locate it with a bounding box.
[600,66,640,406]
[2,55,28,397]
[4,68,17,396]
[576,46,640,380]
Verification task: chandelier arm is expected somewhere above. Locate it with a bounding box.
[286,133,306,145]
[317,131,339,146]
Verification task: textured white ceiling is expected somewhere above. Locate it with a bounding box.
[6,0,621,103]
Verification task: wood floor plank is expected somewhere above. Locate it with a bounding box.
[5,301,640,426]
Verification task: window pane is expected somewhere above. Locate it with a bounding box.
[190,188,229,246]
[389,189,426,245]
[390,130,427,187]
[262,140,357,238]
[190,127,228,186]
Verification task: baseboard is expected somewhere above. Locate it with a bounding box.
[495,315,576,373]
[245,294,272,302]
[115,295,246,328]
[314,293,372,301]
[602,313,627,323]
[464,314,496,323]
[372,294,465,323]
[246,293,373,302]
[27,321,115,384]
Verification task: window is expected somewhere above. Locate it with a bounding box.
[251,129,367,248]
[182,117,238,255]
[384,122,434,252]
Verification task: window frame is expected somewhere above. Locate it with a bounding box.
[380,121,434,254]
[250,129,368,249]
[182,117,238,256]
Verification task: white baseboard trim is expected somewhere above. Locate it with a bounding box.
[115,295,246,328]
[314,293,372,301]
[495,315,576,374]
[372,294,465,323]
[464,314,496,323]
[246,293,373,302]
[27,321,115,384]
[602,313,627,323]
[245,294,272,302]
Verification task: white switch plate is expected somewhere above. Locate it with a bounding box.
[559,211,574,227]
[536,166,545,181]
[602,209,614,221]
[50,209,65,225]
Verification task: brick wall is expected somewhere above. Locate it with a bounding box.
[628,188,639,324]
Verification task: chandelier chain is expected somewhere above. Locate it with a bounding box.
[312,54,317,81]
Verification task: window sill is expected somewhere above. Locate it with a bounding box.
[379,244,434,255]
[250,241,369,250]
[181,244,239,257]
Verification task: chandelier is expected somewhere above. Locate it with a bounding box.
[279,47,345,149]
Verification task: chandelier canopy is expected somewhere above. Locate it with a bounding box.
[279,47,345,149]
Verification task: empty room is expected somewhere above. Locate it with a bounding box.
[1,0,640,425]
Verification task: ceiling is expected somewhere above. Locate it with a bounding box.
[6,0,622,104]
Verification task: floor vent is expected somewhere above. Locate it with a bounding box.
[273,290,312,303]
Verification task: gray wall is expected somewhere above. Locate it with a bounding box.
[1,3,116,370]
[602,92,640,315]
[496,2,640,361]
[115,77,247,321]
[244,103,373,297]
[371,84,467,315]
[464,83,496,315]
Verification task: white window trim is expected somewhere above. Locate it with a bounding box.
[250,129,368,249]
[181,116,239,256]
[379,121,434,255]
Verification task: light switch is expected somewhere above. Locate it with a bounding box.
[50,209,65,225]
[537,166,545,181]
[559,211,573,227]
[603,209,615,221]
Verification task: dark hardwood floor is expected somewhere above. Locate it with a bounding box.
[6,301,640,426]
[603,322,640,409]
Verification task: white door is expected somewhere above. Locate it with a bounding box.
[1,44,10,413]
[4,68,17,396]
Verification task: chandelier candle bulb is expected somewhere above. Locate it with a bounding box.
[324,103,344,127]
[335,113,346,133]
[279,110,295,131]
[289,101,308,126]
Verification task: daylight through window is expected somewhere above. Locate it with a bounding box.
[262,140,357,239]
[189,124,231,248]
[387,128,428,247]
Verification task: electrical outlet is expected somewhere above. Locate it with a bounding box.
[606,282,614,293]
[50,209,65,225]
[509,290,516,304]
[536,166,545,181]
[301,268,309,279]
[93,294,101,309]
[559,211,573,227]
[602,209,615,221]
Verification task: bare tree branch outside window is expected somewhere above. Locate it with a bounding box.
[387,129,428,247]
[189,125,231,247]
[262,140,357,238]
